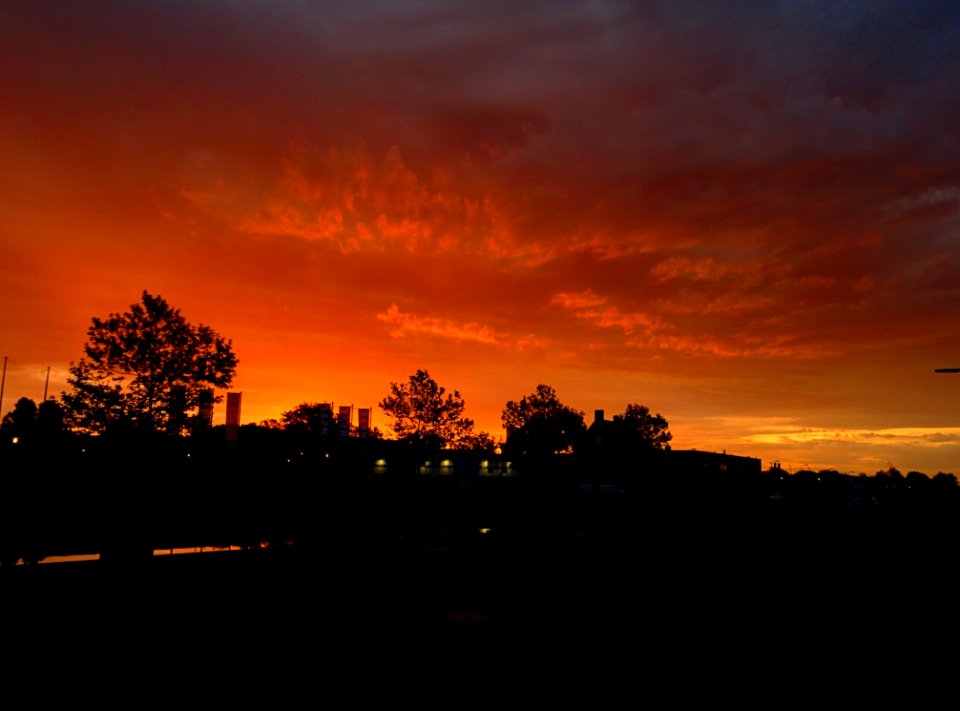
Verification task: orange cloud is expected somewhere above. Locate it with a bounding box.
[377,304,500,345]
[652,256,731,282]
[229,143,501,257]
[643,333,834,359]
[555,291,800,360]
[552,289,659,335]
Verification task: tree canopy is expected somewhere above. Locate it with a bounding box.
[502,384,585,457]
[1,397,38,441]
[612,404,672,451]
[378,369,475,448]
[61,291,238,435]
[280,402,336,432]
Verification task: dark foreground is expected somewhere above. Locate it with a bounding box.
[5,515,960,693]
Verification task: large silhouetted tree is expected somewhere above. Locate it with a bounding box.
[379,369,474,448]
[61,291,238,435]
[502,384,585,458]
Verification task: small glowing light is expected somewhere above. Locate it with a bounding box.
[479,528,492,535]
[441,459,453,467]
[11,437,18,444]
[375,459,387,466]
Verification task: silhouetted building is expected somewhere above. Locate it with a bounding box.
[586,409,613,445]
[663,449,761,476]
[580,409,761,492]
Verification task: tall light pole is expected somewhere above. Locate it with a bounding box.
[935,368,960,373]
[0,355,6,417]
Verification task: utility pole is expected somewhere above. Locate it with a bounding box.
[43,366,50,401]
[935,368,960,373]
[0,356,6,416]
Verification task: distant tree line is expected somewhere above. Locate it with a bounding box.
[22,291,672,456]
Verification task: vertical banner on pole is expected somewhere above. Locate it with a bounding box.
[199,389,215,428]
[357,407,371,438]
[319,402,332,436]
[338,405,352,438]
[226,392,242,442]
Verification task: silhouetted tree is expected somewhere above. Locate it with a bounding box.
[502,384,585,458]
[874,467,906,500]
[36,399,64,434]
[905,470,931,490]
[577,404,672,490]
[455,430,499,454]
[876,466,903,480]
[379,369,475,448]
[32,399,68,451]
[0,397,37,442]
[933,472,958,490]
[280,402,336,433]
[61,291,238,435]
[612,404,672,451]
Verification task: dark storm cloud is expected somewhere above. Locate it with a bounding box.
[4,0,959,355]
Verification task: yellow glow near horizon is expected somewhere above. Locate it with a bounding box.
[745,427,960,447]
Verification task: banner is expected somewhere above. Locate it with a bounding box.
[357,407,371,437]
[338,405,352,437]
[319,402,332,436]
[198,389,215,427]
[226,391,242,442]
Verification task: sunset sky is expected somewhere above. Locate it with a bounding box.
[2,2,959,474]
